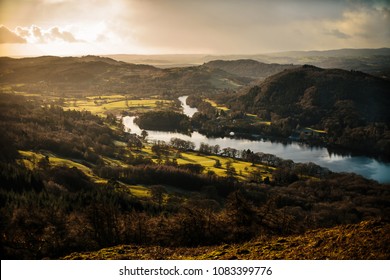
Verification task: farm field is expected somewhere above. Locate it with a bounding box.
[64,96,175,116]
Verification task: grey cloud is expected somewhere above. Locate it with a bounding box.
[0,25,27,43]
[325,29,351,39]
[127,0,390,53]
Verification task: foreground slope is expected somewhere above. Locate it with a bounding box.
[63,219,390,260]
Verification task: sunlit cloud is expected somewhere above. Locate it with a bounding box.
[0,25,27,44]
[12,25,83,44]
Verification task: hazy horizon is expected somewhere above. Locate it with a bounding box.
[2,47,390,60]
[1,0,390,57]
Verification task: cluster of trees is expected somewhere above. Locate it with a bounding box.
[169,138,195,151]
[187,94,295,139]
[94,164,236,195]
[199,143,221,154]
[135,111,191,132]
[0,94,120,164]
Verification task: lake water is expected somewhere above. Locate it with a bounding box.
[178,95,198,117]
[123,96,390,184]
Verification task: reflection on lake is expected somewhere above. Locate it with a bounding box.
[122,116,390,183]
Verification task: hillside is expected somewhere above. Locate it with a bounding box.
[63,219,390,260]
[232,65,390,157]
[204,59,298,79]
[0,56,248,96]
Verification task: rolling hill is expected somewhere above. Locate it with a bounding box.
[0,56,249,96]
[203,59,298,79]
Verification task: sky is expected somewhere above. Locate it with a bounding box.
[0,0,389,57]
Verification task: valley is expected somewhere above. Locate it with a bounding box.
[0,52,389,260]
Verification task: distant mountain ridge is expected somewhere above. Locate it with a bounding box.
[267,47,390,57]
[104,48,390,77]
[204,48,390,78]
[203,59,298,79]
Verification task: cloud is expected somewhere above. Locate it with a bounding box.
[96,33,108,42]
[15,26,30,37]
[321,5,390,48]
[325,29,351,39]
[13,25,83,43]
[32,25,45,43]
[0,25,27,43]
[48,26,79,42]
[120,0,390,53]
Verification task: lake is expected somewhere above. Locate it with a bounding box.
[123,96,390,183]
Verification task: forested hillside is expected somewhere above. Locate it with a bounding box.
[231,65,390,157]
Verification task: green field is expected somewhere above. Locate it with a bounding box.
[18,150,106,183]
[177,151,273,180]
[204,98,230,111]
[64,96,173,116]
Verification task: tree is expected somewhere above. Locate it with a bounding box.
[214,159,222,168]
[225,160,237,179]
[212,144,220,155]
[248,168,263,185]
[127,134,143,150]
[170,138,195,151]
[149,185,167,211]
[141,130,148,140]
[151,141,170,158]
[225,190,258,241]
[37,155,50,170]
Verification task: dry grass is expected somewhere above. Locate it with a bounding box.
[63,220,390,260]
